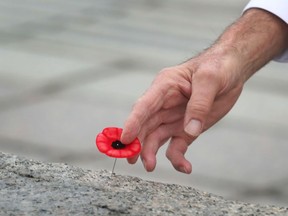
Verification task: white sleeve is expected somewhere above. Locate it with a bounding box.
[243,0,288,62]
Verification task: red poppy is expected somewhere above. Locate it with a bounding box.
[96,127,141,158]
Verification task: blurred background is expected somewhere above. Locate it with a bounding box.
[1,0,288,207]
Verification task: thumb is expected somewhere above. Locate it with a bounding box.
[184,73,219,137]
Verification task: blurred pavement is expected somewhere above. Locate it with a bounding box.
[0,0,288,207]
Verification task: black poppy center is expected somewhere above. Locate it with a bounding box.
[111,140,126,149]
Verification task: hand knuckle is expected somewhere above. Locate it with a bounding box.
[196,68,219,82]
[191,100,210,114]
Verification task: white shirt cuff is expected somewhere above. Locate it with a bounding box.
[244,0,288,62]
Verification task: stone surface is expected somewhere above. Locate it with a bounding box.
[1,152,288,216]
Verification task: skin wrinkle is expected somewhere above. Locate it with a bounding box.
[169,66,192,94]
[162,89,186,109]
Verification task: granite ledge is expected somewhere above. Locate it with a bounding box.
[0,152,287,216]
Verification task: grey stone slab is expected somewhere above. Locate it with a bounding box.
[1,152,288,216]
[246,62,288,90]
[58,72,155,102]
[228,89,288,128]
[0,80,23,99]
[0,0,241,58]
[0,0,249,73]
[0,1,92,30]
[2,39,127,65]
[0,48,95,84]
[190,126,288,184]
[0,0,93,18]
[0,98,127,152]
[34,29,206,58]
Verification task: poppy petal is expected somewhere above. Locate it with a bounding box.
[106,149,134,158]
[129,142,141,153]
[96,127,141,158]
[102,127,121,140]
[96,134,111,153]
[122,149,134,158]
[107,149,122,158]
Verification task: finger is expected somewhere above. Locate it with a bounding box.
[126,105,185,166]
[162,88,189,109]
[184,71,220,137]
[127,154,139,165]
[121,84,166,144]
[166,136,193,174]
[138,105,186,143]
[140,121,182,172]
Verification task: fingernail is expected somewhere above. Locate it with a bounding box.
[185,119,202,137]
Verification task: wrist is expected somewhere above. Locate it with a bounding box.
[215,8,288,81]
[182,8,288,88]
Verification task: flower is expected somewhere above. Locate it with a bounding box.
[96,127,141,158]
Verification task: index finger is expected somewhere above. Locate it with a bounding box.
[121,84,166,144]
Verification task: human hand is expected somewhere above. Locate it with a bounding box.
[121,48,244,174]
[120,8,288,174]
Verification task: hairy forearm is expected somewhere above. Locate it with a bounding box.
[215,8,288,81]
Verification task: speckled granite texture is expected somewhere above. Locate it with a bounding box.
[0,152,287,216]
